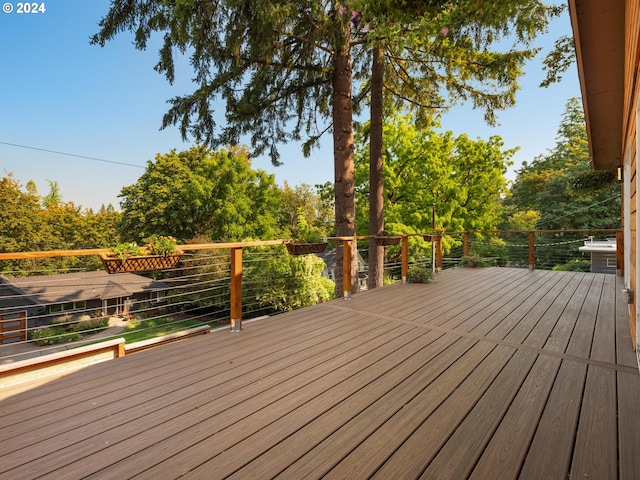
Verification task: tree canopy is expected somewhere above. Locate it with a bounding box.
[92,1,562,153]
[355,114,515,235]
[0,173,121,274]
[503,98,621,230]
[118,146,284,242]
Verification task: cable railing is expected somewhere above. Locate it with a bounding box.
[446,229,621,272]
[0,229,622,363]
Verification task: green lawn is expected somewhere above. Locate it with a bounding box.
[119,316,221,344]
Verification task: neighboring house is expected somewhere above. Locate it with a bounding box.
[316,249,368,291]
[0,271,168,344]
[568,0,638,359]
[0,282,39,345]
[579,238,618,274]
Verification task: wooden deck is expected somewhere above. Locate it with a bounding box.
[0,267,638,479]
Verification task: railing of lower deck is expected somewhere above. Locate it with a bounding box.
[0,229,622,362]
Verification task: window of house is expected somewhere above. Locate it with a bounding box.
[50,301,87,313]
[151,291,166,304]
[50,304,63,313]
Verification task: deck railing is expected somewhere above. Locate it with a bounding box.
[0,229,622,361]
[448,229,622,273]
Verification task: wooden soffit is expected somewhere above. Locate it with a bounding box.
[569,0,625,172]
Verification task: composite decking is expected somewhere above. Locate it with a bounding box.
[0,267,639,479]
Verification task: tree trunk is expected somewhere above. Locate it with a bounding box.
[332,18,357,297]
[368,46,385,290]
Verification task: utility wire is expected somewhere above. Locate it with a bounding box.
[536,194,620,227]
[0,141,145,169]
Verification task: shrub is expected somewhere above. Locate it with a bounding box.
[408,264,434,283]
[459,255,492,267]
[29,317,109,346]
[30,327,81,346]
[70,317,109,334]
[553,259,591,272]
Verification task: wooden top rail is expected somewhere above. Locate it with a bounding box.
[0,237,425,261]
[0,240,288,261]
[0,230,620,262]
[0,338,125,374]
[0,338,125,390]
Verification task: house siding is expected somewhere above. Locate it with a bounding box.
[624,0,640,348]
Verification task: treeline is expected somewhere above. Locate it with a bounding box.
[0,175,121,273]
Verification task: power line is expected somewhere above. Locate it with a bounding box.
[536,194,620,227]
[0,141,145,169]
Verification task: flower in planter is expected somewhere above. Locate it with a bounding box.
[110,242,144,260]
[144,235,178,257]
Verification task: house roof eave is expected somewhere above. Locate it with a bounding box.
[568,0,625,172]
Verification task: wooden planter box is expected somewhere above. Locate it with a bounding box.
[375,236,401,246]
[285,242,328,255]
[101,252,183,274]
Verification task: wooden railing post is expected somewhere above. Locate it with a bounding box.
[401,235,408,283]
[528,231,535,271]
[436,236,443,272]
[463,232,469,257]
[616,229,623,276]
[230,247,243,332]
[343,240,352,300]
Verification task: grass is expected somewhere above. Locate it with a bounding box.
[119,316,221,344]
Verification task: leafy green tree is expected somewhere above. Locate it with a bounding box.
[503,98,621,230]
[355,114,515,236]
[251,247,335,312]
[0,174,121,274]
[0,174,47,255]
[118,146,284,242]
[279,182,334,239]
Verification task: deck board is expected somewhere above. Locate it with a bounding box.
[518,358,587,478]
[571,365,618,478]
[469,353,562,479]
[0,267,638,480]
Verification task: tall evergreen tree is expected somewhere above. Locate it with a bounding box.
[42,179,63,209]
[358,1,562,287]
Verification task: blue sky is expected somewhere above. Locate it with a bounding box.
[0,1,580,211]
